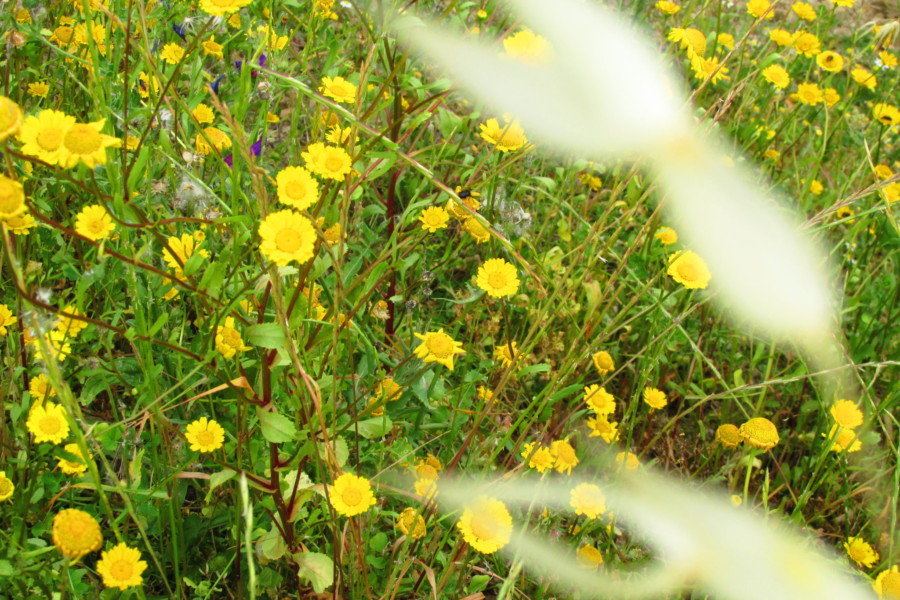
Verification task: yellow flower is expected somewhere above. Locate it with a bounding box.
[258,209,317,266]
[29,373,56,400]
[58,119,121,169]
[302,142,353,181]
[493,341,521,368]
[570,483,606,519]
[413,454,441,479]
[0,174,25,221]
[827,425,862,453]
[843,537,878,568]
[591,351,615,376]
[816,50,843,72]
[873,104,900,128]
[414,329,465,371]
[667,250,711,290]
[747,0,773,18]
[57,305,88,338]
[227,12,242,27]
[0,471,14,501]
[162,233,209,277]
[138,71,159,98]
[769,29,793,46]
[479,118,528,152]
[878,50,898,69]
[551,439,579,475]
[29,330,72,363]
[160,42,185,64]
[586,415,619,443]
[3,211,37,235]
[463,217,491,243]
[18,109,75,165]
[643,386,668,410]
[691,55,730,83]
[201,36,223,59]
[325,125,352,145]
[475,258,519,298]
[27,401,70,444]
[654,226,678,244]
[739,417,779,451]
[215,317,251,359]
[256,24,288,51]
[192,103,215,124]
[418,206,450,232]
[791,31,821,57]
[28,82,50,98]
[583,384,615,415]
[823,87,841,108]
[851,66,877,90]
[74,204,115,241]
[762,64,790,89]
[521,441,555,473]
[791,1,816,20]
[396,507,427,539]
[330,473,377,517]
[501,29,551,65]
[0,304,16,336]
[195,126,231,155]
[655,0,681,14]
[615,451,640,470]
[319,76,357,104]
[874,566,900,598]
[448,187,481,219]
[793,82,823,105]
[57,443,90,475]
[809,179,824,195]
[0,96,22,141]
[184,417,225,452]
[456,496,513,554]
[716,424,742,448]
[52,508,102,560]
[376,377,403,403]
[875,165,894,180]
[199,0,252,17]
[717,33,735,49]
[414,477,438,500]
[830,399,863,429]
[576,544,604,569]
[96,543,147,590]
[323,222,342,245]
[276,166,319,210]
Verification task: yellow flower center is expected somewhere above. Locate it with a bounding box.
[64,125,102,155]
[88,218,106,234]
[110,559,134,581]
[469,513,499,541]
[329,83,350,98]
[222,328,241,349]
[275,228,302,253]
[341,487,362,507]
[882,573,900,599]
[286,180,308,200]
[487,271,508,290]
[324,154,345,173]
[40,414,61,435]
[0,480,12,495]
[677,262,698,281]
[556,445,575,464]
[37,127,63,151]
[195,429,216,447]
[426,334,453,358]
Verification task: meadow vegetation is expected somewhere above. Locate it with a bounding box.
[0,0,898,597]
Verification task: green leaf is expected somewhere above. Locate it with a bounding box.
[259,523,287,561]
[315,437,349,468]
[246,323,286,349]
[257,409,298,443]
[356,416,393,439]
[293,552,334,593]
[209,468,237,492]
[369,532,389,553]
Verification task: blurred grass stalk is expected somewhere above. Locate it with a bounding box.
[392,0,869,598]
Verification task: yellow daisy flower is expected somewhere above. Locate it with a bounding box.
[456,496,513,554]
[396,507,427,539]
[74,204,115,241]
[570,483,606,519]
[258,209,317,266]
[52,508,102,560]
[302,142,353,181]
[739,417,779,451]
[0,471,14,501]
[276,166,319,210]
[215,317,250,359]
[319,76,357,104]
[96,543,148,590]
[184,417,225,452]
[418,206,450,232]
[329,472,377,517]
[413,329,465,371]
[479,118,528,152]
[475,258,519,298]
[667,250,711,290]
[26,401,70,444]
[0,96,22,140]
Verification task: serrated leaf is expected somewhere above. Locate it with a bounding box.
[293,551,334,593]
[257,409,297,443]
